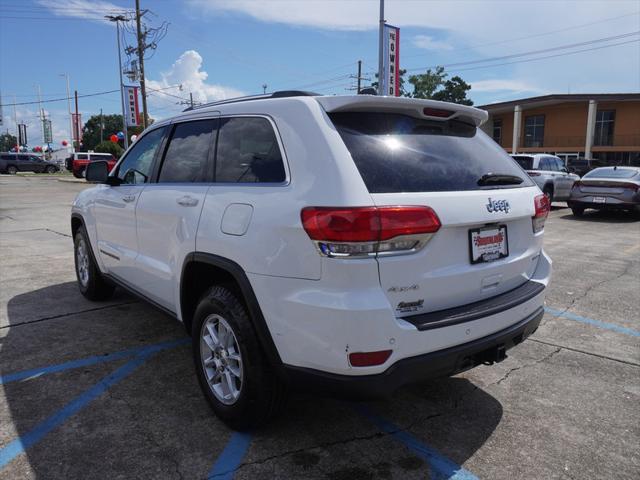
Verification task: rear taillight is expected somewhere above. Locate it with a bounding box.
[301,206,441,258]
[621,182,640,192]
[532,194,550,233]
[572,180,583,189]
[349,350,392,367]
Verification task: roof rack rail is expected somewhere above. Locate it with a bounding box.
[183,90,320,112]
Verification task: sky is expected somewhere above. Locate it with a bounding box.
[1,0,639,147]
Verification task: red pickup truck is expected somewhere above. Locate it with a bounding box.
[66,153,117,178]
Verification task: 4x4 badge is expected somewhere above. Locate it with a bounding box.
[486,198,510,213]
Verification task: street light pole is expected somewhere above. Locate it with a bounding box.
[60,74,74,152]
[106,15,129,149]
[377,0,385,96]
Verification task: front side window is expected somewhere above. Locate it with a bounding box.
[117,127,165,184]
[538,157,552,171]
[512,155,534,170]
[90,154,110,162]
[215,117,286,183]
[158,120,216,183]
[492,118,502,145]
[524,115,544,147]
[594,110,615,146]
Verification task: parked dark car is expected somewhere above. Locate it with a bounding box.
[567,157,607,177]
[568,166,640,216]
[0,153,60,174]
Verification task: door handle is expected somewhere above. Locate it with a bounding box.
[176,196,199,207]
[122,194,136,203]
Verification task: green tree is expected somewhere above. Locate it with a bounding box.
[371,68,409,96]
[94,140,124,158]
[0,133,18,152]
[407,66,447,99]
[431,76,473,106]
[81,114,149,151]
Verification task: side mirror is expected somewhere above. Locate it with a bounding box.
[561,167,569,173]
[86,160,110,183]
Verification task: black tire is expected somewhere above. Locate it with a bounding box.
[571,207,584,217]
[7,165,17,175]
[192,286,286,430]
[46,166,56,174]
[543,186,554,204]
[74,226,115,301]
[73,168,84,179]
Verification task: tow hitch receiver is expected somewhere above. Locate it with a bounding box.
[479,344,508,365]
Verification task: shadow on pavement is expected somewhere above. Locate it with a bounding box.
[2,282,503,479]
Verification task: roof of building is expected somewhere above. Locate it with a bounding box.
[478,93,640,113]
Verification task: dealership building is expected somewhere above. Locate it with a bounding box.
[479,93,640,164]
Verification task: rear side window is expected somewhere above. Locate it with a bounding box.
[159,120,215,183]
[512,156,534,170]
[90,154,109,162]
[215,117,286,183]
[329,112,532,193]
[77,154,88,160]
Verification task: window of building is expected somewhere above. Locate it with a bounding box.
[215,117,286,183]
[492,119,502,145]
[158,120,216,183]
[594,110,615,147]
[524,115,544,147]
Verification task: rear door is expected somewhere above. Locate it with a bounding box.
[134,119,216,310]
[329,111,541,316]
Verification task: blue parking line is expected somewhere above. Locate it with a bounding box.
[208,432,253,479]
[0,338,190,385]
[356,405,478,480]
[544,307,640,337]
[0,339,189,469]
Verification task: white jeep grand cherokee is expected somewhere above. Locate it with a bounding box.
[72,92,552,429]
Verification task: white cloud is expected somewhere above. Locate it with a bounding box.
[471,79,547,94]
[37,0,125,24]
[146,50,245,118]
[412,35,453,51]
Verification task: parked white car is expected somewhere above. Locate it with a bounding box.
[511,153,580,202]
[72,92,552,429]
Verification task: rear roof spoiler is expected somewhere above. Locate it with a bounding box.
[315,95,488,127]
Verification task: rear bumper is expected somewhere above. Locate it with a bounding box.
[568,197,639,210]
[279,306,544,398]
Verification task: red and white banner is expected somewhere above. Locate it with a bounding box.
[124,86,140,127]
[382,24,400,96]
[71,113,82,142]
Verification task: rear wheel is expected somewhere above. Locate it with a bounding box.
[7,165,17,175]
[74,226,115,300]
[192,286,286,430]
[46,165,56,174]
[571,207,584,217]
[543,186,554,204]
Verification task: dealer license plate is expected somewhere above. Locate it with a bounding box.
[470,225,509,264]
[593,196,606,203]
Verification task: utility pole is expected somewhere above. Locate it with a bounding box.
[60,73,74,152]
[347,61,370,93]
[106,14,129,149]
[100,108,104,144]
[190,92,194,108]
[377,0,385,96]
[357,60,362,93]
[262,84,267,94]
[74,90,80,151]
[36,84,45,145]
[13,94,19,151]
[135,0,149,129]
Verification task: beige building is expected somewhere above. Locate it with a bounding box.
[479,93,640,164]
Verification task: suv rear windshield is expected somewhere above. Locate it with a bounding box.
[329,112,532,193]
[511,156,534,170]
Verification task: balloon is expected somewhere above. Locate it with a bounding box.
[130,135,138,142]
[117,131,125,140]
[110,134,119,143]
[61,140,68,146]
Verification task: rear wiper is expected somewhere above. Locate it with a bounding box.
[477,173,524,186]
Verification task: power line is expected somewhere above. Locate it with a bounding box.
[401,10,640,61]
[1,90,120,108]
[404,31,640,72]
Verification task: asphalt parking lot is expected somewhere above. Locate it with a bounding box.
[1,174,638,480]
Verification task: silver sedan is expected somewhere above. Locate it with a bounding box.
[567,166,640,216]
